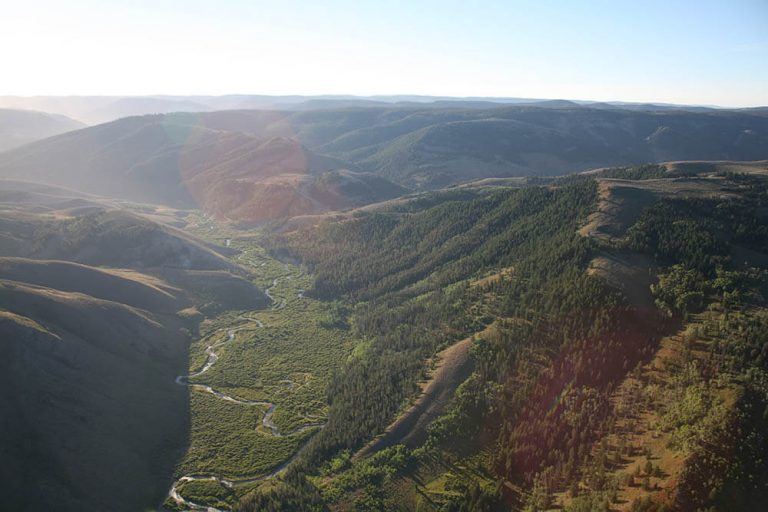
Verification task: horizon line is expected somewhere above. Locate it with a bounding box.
[0,93,766,110]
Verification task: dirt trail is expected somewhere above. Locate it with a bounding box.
[353,333,477,460]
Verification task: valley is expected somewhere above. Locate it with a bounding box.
[3,2,767,510]
[162,220,358,511]
[19,160,757,512]
[1,111,767,512]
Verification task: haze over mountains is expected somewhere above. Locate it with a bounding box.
[0,103,765,223]
[0,94,754,125]
[0,109,83,151]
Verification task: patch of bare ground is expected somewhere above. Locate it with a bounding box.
[470,267,514,289]
[664,159,768,176]
[579,173,742,313]
[579,176,737,242]
[587,252,656,309]
[353,326,494,460]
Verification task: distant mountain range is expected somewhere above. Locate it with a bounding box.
[0,114,407,223]
[0,94,758,125]
[0,106,766,223]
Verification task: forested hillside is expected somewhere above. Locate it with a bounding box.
[234,166,768,511]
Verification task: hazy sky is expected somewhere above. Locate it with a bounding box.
[2,0,767,106]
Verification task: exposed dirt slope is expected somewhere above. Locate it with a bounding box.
[579,176,735,242]
[354,333,477,459]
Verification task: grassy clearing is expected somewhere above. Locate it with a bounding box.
[408,451,498,506]
[318,446,498,511]
[192,300,352,431]
[178,392,314,478]
[171,215,357,508]
[188,234,354,432]
[175,479,235,510]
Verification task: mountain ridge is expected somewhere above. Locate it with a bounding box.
[2,106,766,211]
[0,108,84,151]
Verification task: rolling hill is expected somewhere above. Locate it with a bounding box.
[97,108,768,189]
[0,115,406,223]
[0,182,272,310]
[3,107,766,203]
[0,184,270,511]
[282,106,768,188]
[0,109,84,151]
[0,271,190,512]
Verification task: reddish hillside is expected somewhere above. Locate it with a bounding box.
[0,116,406,223]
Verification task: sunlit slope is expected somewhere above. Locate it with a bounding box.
[238,164,768,511]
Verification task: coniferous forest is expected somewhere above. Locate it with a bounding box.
[229,170,768,511]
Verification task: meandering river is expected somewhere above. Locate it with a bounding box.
[167,271,322,511]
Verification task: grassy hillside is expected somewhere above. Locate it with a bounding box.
[0,257,182,311]
[0,273,191,511]
[306,108,768,188]
[0,183,270,311]
[0,190,272,511]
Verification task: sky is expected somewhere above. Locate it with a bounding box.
[1,0,767,106]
